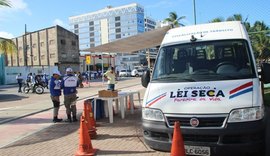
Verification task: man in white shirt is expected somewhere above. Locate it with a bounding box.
[103,67,117,91]
[16,73,23,93]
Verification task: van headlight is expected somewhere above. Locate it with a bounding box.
[228,107,264,123]
[142,108,165,121]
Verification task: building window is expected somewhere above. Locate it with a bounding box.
[41,55,45,60]
[115,28,121,33]
[116,34,121,39]
[89,27,94,31]
[49,40,55,45]
[60,39,66,45]
[115,16,120,21]
[90,38,94,42]
[90,32,94,37]
[34,56,37,61]
[32,43,36,48]
[40,42,44,47]
[89,21,94,25]
[74,29,79,34]
[115,22,121,27]
[90,43,95,47]
[74,24,78,29]
[72,41,76,46]
[50,54,55,58]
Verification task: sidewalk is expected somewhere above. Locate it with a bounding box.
[0,88,170,156]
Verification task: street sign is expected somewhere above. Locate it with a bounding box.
[86,55,91,65]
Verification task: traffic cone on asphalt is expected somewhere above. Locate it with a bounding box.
[170,121,186,156]
[75,116,97,156]
[83,101,97,139]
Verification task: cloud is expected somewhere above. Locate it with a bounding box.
[53,19,68,28]
[0,31,15,39]
[0,0,31,20]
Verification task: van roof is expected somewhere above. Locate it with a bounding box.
[161,21,248,46]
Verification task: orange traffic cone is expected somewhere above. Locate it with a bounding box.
[170,121,186,156]
[75,116,97,156]
[87,101,97,127]
[127,97,137,110]
[83,102,97,139]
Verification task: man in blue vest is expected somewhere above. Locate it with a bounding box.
[62,67,78,122]
[49,70,63,123]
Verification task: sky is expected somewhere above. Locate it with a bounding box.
[0,0,270,39]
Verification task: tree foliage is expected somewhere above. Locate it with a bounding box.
[164,11,185,27]
[210,14,270,61]
[0,0,11,7]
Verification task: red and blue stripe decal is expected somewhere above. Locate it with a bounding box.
[229,81,253,99]
[146,92,167,107]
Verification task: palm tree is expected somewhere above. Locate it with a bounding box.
[250,21,270,61]
[0,0,16,57]
[0,37,17,65]
[209,17,224,23]
[0,0,11,7]
[164,11,185,27]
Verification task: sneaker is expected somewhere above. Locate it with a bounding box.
[72,118,78,122]
[53,117,63,123]
[64,118,72,123]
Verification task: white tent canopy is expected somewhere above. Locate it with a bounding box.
[82,26,171,53]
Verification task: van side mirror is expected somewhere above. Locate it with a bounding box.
[141,70,150,88]
[261,63,270,84]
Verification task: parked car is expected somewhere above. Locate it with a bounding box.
[131,69,144,77]
[119,69,131,77]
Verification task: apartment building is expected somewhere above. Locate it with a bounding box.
[7,25,80,74]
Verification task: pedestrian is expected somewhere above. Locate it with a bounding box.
[49,70,63,123]
[103,66,117,91]
[16,73,23,93]
[61,67,78,122]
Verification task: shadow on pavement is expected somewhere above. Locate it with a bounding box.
[2,122,80,148]
[0,117,52,125]
[95,134,142,140]
[97,150,156,155]
[0,94,28,102]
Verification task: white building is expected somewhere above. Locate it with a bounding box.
[69,3,151,72]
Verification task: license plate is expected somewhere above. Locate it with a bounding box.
[185,145,210,156]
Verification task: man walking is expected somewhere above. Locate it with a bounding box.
[49,70,63,123]
[16,73,23,93]
[62,67,78,122]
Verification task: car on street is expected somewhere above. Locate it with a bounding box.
[131,69,144,77]
[119,69,131,77]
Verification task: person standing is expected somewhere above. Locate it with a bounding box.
[49,70,63,123]
[103,67,117,91]
[61,67,78,122]
[16,73,23,93]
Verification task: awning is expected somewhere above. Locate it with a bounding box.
[82,26,171,53]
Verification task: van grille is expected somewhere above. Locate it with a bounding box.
[166,116,226,128]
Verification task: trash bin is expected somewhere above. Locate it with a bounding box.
[91,99,104,120]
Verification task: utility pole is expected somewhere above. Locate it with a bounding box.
[193,0,197,25]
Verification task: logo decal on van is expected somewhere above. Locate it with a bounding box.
[229,81,253,99]
[169,86,225,102]
[146,93,167,107]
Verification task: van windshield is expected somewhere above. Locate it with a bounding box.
[152,40,256,82]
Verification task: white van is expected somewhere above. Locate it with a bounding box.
[141,21,270,156]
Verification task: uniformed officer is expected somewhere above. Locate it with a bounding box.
[62,68,78,122]
[49,70,63,123]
